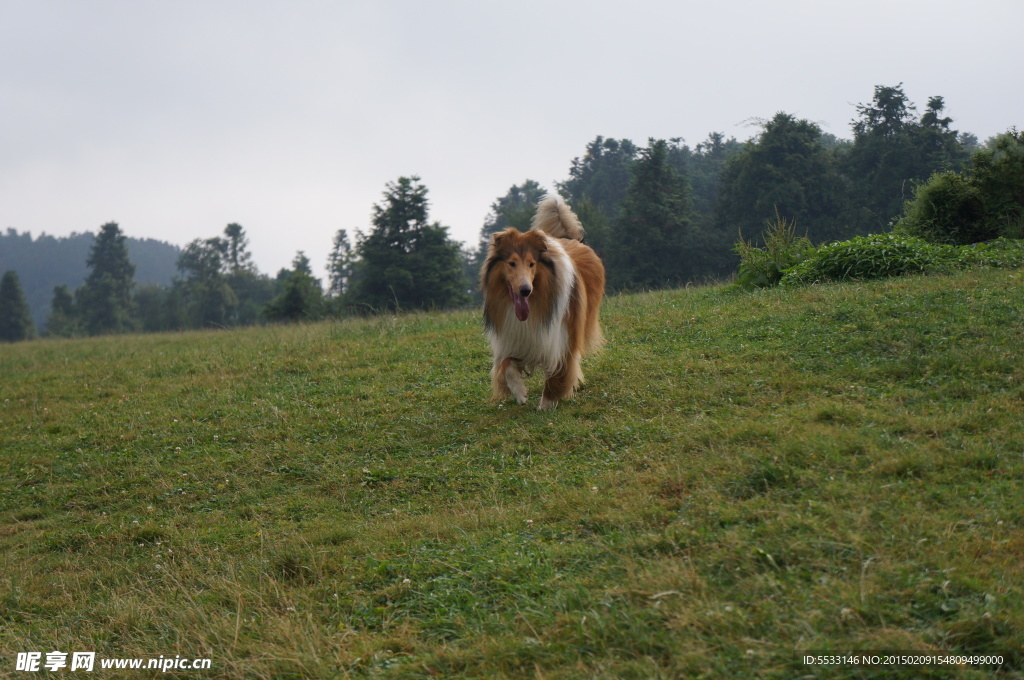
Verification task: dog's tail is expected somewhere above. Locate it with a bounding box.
[530,194,585,241]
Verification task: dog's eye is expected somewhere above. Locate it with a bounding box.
[529,262,535,267]
[508,261,517,268]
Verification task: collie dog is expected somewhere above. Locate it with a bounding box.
[481,195,605,410]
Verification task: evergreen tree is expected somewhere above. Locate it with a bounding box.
[474,180,547,267]
[45,284,78,337]
[351,177,469,312]
[0,270,35,342]
[264,252,325,321]
[326,229,355,297]
[572,196,611,257]
[557,137,639,223]
[223,223,255,275]
[133,284,186,332]
[219,224,273,325]
[0,228,179,332]
[608,139,695,289]
[176,237,238,328]
[918,97,961,166]
[76,223,136,335]
[686,133,746,274]
[689,132,744,221]
[407,223,473,310]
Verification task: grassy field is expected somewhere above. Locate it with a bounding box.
[2,268,1023,678]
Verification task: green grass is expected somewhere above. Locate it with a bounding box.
[2,268,1023,678]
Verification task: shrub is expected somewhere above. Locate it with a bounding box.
[900,128,1024,244]
[972,129,1024,237]
[734,210,814,288]
[952,237,1024,270]
[900,171,990,245]
[780,233,955,286]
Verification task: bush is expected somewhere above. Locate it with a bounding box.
[779,233,1024,287]
[780,233,955,286]
[900,128,1024,244]
[900,171,990,245]
[952,237,1024,270]
[972,129,1024,237]
[734,211,814,288]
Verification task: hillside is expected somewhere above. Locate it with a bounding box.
[0,229,181,331]
[1,269,1022,678]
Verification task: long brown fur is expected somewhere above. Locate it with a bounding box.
[481,195,605,410]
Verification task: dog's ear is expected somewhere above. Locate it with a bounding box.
[490,228,520,250]
[525,230,548,253]
[486,231,507,258]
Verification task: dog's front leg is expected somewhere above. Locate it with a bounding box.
[538,352,582,411]
[492,357,527,405]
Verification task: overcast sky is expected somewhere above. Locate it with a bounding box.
[2,0,1021,280]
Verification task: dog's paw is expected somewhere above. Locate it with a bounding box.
[537,396,558,411]
[509,382,528,405]
[505,366,528,405]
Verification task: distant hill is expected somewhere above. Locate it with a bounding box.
[0,228,181,331]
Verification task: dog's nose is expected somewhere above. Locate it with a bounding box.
[519,285,532,297]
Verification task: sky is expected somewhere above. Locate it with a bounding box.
[2,0,1022,281]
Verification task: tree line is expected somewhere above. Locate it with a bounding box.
[0,229,179,331]
[549,84,982,289]
[0,176,472,340]
[1,83,1013,342]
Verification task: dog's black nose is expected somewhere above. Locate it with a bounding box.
[519,285,532,297]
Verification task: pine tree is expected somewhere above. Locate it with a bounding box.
[0,270,35,342]
[351,177,469,312]
[572,197,610,255]
[407,223,472,310]
[326,229,355,297]
[223,223,255,275]
[474,180,548,265]
[45,284,78,337]
[608,139,694,290]
[176,237,237,328]
[689,132,743,220]
[76,223,136,335]
[264,252,324,321]
[557,137,639,223]
[219,224,272,325]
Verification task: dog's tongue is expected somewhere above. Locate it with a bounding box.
[512,290,530,321]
